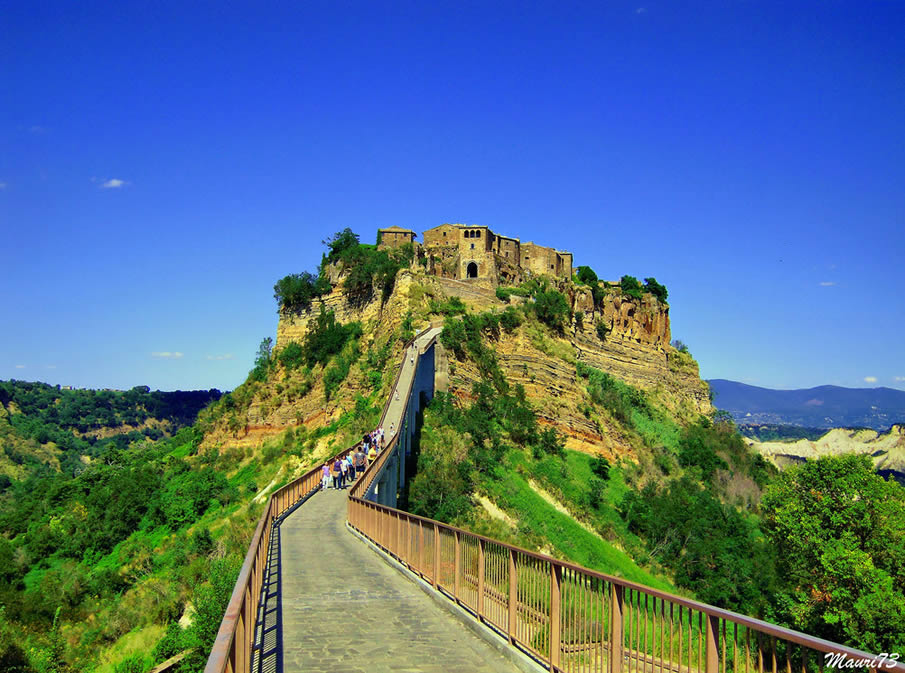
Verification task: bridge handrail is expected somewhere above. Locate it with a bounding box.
[204,443,357,673]
[346,333,904,673]
[349,329,439,501]
[347,498,905,673]
[205,327,435,673]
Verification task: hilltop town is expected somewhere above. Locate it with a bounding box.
[377,224,572,286]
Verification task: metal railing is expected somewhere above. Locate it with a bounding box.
[210,322,903,673]
[204,444,356,673]
[346,499,905,673]
[204,328,432,673]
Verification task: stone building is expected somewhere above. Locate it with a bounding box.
[376,226,416,250]
[420,223,572,283]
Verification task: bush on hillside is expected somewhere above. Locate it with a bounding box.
[575,265,598,285]
[595,320,609,341]
[273,271,331,315]
[429,296,467,316]
[619,477,776,614]
[619,275,643,301]
[676,420,730,481]
[643,277,668,303]
[500,306,523,332]
[761,454,905,651]
[302,306,362,368]
[277,342,306,370]
[532,289,570,332]
[323,228,360,264]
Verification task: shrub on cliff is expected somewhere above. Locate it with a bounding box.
[323,228,360,263]
[429,296,467,315]
[341,243,413,307]
[531,289,570,333]
[575,265,598,285]
[303,306,362,368]
[595,319,609,341]
[273,271,331,315]
[500,305,523,332]
[619,275,643,301]
[643,277,668,303]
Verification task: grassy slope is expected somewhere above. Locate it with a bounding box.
[481,451,674,591]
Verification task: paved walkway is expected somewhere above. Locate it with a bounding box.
[380,327,442,438]
[280,488,519,673]
[280,327,519,673]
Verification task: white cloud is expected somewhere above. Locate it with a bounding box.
[206,353,236,361]
[29,125,47,134]
[151,351,183,360]
[864,376,878,383]
[895,376,905,382]
[819,281,836,287]
[45,365,56,369]
[100,178,127,189]
[636,7,647,14]
[15,364,25,369]
[0,182,7,190]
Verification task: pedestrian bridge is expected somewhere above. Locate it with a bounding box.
[203,328,900,673]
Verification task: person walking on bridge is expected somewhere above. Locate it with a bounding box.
[367,444,377,466]
[332,457,344,490]
[355,446,366,477]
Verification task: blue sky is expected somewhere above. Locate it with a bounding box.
[2,1,903,393]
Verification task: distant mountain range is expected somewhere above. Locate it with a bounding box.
[707,379,905,431]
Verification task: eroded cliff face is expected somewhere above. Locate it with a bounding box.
[212,266,710,459]
[442,302,710,462]
[203,272,422,449]
[749,425,905,482]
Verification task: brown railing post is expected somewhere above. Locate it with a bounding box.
[235,610,245,673]
[508,548,517,644]
[706,614,720,673]
[550,563,562,672]
[478,538,485,620]
[611,583,624,673]
[433,523,440,588]
[454,530,461,602]
[418,519,425,575]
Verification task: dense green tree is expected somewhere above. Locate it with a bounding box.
[590,455,610,480]
[620,477,776,614]
[619,275,643,301]
[322,228,360,263]
[302,306,362,368]
[575,265,598,285]
[643,277,668,303]
[532,289,570,332]
[499,306,523,332]
[273,272,330,315]
[761,455,905,651]
[676,420,730,481]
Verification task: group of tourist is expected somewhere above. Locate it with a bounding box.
[321,427,386,490]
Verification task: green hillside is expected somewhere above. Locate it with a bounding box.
[2,229,903,672]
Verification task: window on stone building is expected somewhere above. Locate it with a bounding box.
[471,243,475,249]
[475,230,481,238]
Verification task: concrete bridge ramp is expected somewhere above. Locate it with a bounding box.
[280,488,521,673]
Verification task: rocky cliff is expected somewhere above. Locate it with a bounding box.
[749,424,905,483]
[249,266,711,463]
